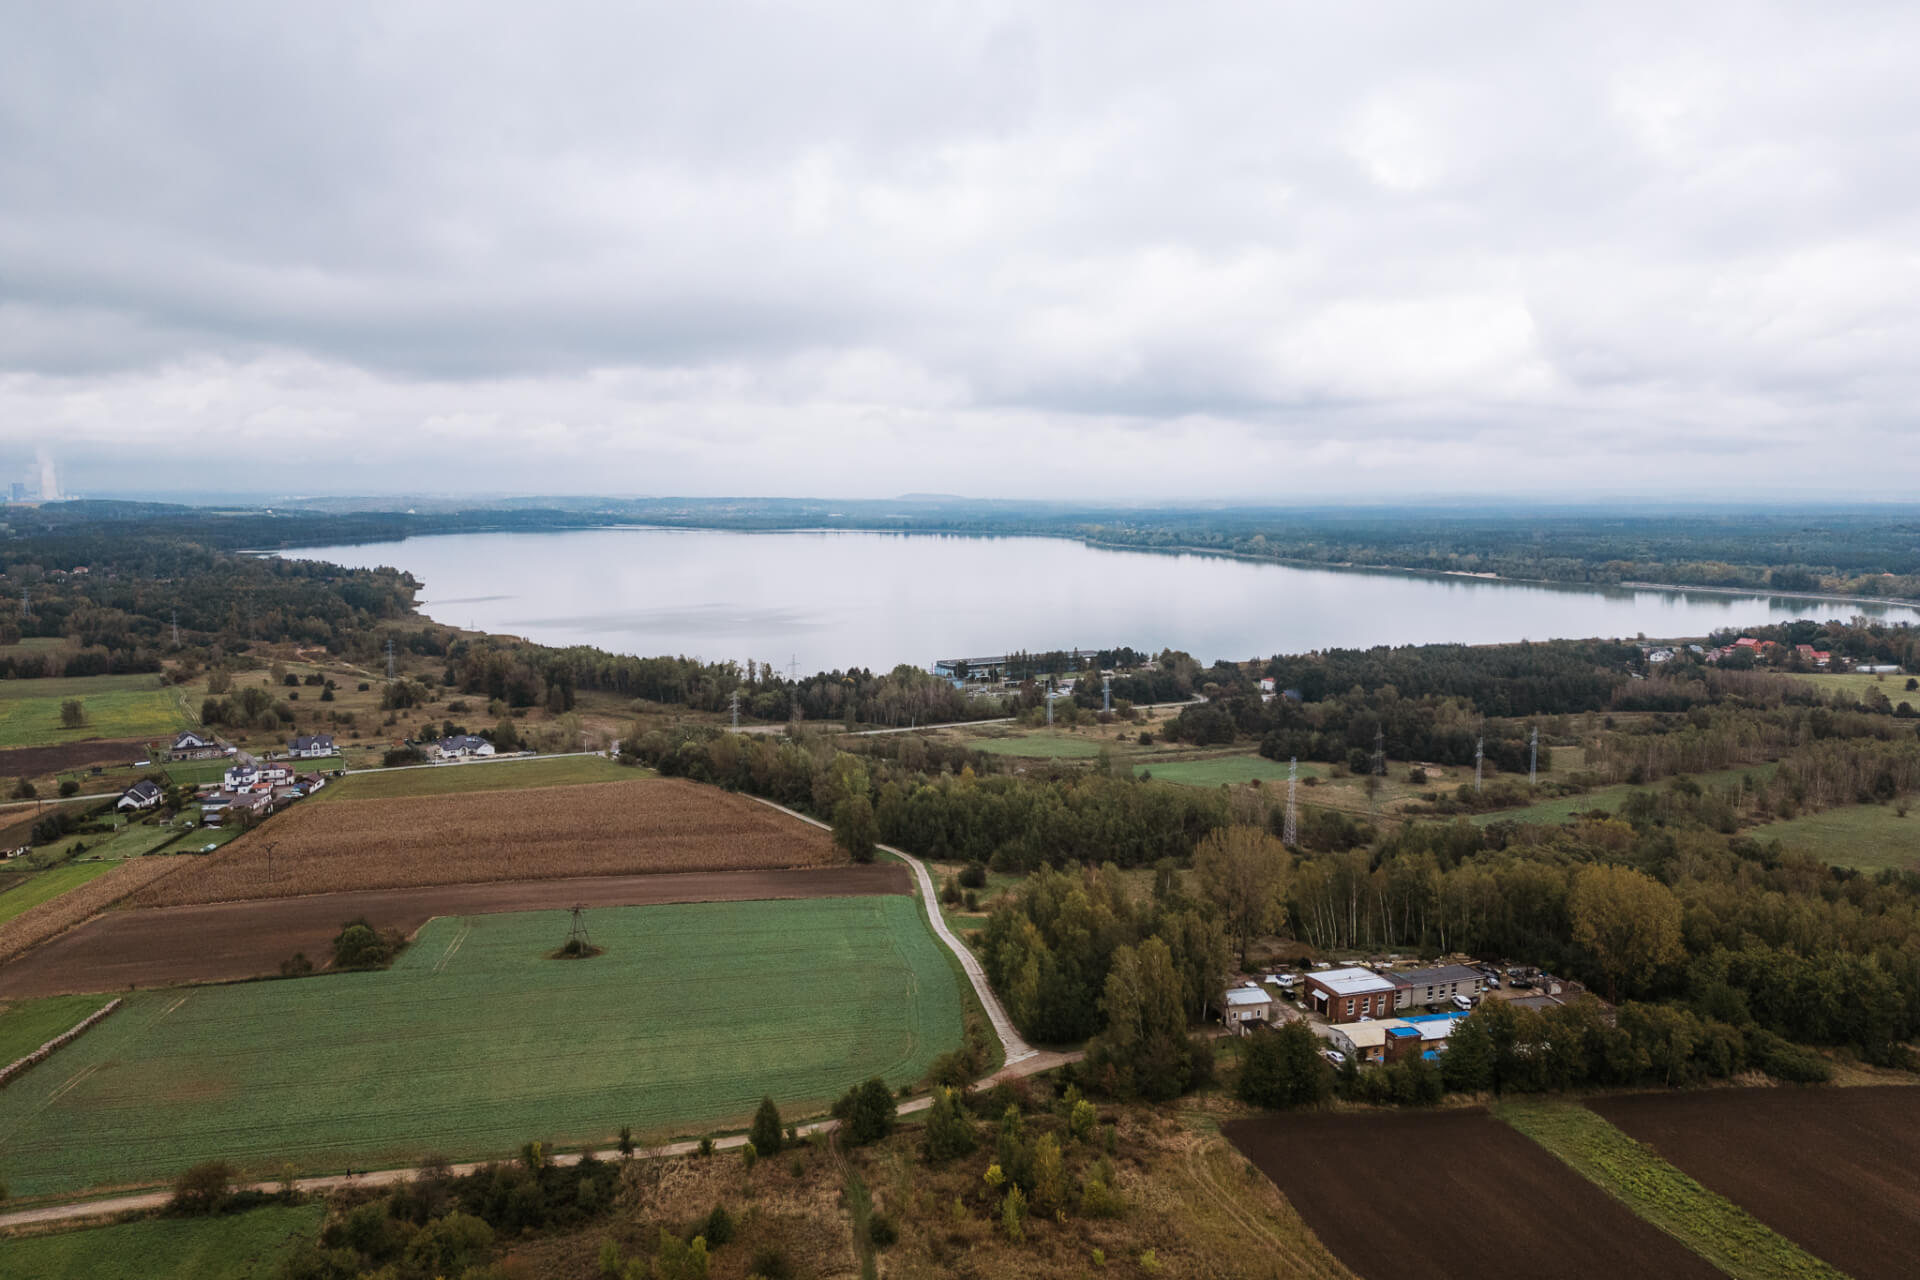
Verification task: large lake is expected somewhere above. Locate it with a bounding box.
[285,528,1920,672]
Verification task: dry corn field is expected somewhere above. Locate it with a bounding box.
[133,777,841,906]
[0,857,190,963]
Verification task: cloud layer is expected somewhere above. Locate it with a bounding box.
[2,2,1917,499]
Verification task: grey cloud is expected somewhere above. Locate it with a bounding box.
[1,1,1918,499]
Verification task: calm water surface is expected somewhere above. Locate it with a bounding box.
[286,528,1920,672]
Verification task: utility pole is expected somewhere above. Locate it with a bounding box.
[1284,757,1299,847]
[730,688,739,730]
[789,654,798,682]
[1102,673,1111,714]
[1529,724,1539,788]
[386,637,396,681]
[20,588,29,620]
[1372,726,1385,779]
[1046,688,1053,727]
[261,841,277,883]
[171,606,180,648]
[1474,737,1485,793]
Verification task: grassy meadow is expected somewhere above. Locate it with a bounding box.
[1472,763,1779,827]
[1789,672,1917,701]
[964,731,1109,759]
[1134,754,1318,787]
[0,896,964,1198]
[0,1203,326,1280]
[1746,803,1920,872]
[0,674,190,749]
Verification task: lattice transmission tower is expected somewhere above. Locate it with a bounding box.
[1283,757,1299,847]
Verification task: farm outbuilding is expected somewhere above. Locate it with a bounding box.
[1388,964,1484,1011]
[1224,984,1277,1033]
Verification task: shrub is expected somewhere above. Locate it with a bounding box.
[618,1126,634,1157]
[169,1160,235,1215]
[747,1246,795,1280]
[959,861,989,889]
[697,1137,714,1157]
[358,682,371,692]
[279,952,315,978]
[58,778,78,797]
[832,1078,897,1145]
[332,918,400,969]
[701,1203,735,1246]
[867,1213,898,1247]
[741,1140,758,1170]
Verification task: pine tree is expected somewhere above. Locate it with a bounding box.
[750,1096,784,1155]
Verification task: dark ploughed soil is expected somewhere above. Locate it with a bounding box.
[1224,1109,1725,1280]
[0,864,910,997]
[1593,1087,1920,1280]
[0,738,151,777]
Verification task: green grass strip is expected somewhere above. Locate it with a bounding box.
[0,861,116,927]
[1495,1098,1847,1280]
[0,1202,325,1279]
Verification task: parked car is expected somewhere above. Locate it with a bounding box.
[1452,994,1474,1011]
[1322,1049,1346,1066]
[1276,973,1297,989]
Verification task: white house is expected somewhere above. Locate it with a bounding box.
[169,729,221,759]
[222,763,259,792]
[436,734,496,759]
[115,780,164,812]
[287,734,336,759]
[1258,677,1277,703]
[1224,984,1277,1033]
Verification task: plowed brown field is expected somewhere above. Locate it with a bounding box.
[1592,1087,1920,1280]
[0,857,189,963]
[134,777,839,907]
[1225,1109,1724,1280]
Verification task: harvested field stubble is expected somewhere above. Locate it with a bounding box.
[135,777,840,906]
[0,857,188,963]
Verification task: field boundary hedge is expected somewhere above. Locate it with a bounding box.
[0,996,121,1088]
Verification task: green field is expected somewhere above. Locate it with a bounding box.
[1134,755,1319,787]
[0,993,114,1064]
[965,732,1108,759]
[0,896,963,1198]
[1471,763,1778,827]
[320,753,635,800]
[1746,803,1920,872]
[44,820,186,864]
[0,862,116,927]
[163,759,235,787]
[0,675,189,749]
[1,1203,325,1280]
[1496,1099,1845,1280]
[1790,672,1916,701]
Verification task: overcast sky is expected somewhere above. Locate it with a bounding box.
[2,2,1917,502]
